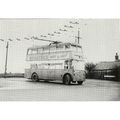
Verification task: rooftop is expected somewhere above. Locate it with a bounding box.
[28,42,82,50]
[94,61,120,70]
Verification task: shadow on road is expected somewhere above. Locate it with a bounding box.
[26,80,80,86]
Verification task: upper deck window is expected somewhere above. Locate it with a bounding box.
[27,49,32,55]
[50,46,56,52]
[70,45,83,57]
[32,49,38,54]
[77,47,82,54]
[38,48,43,54]
[65,44,70,49]
[56,44,64,51]
[28,49,38,54]
[71,45,82,52]
[43,47,49,53]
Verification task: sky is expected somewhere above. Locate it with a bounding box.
[0,19,120,73]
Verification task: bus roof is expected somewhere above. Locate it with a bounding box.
[28,42,82,50]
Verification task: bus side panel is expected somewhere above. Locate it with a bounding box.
[48,69,55,80]
[54,69,64,80]
[36,69,55,80]
[36,69,43,79]
[24,69,31,79]
[39,69,47,79]
[25,68,55,80]
[39,69,52,80]
[31,69,48,80]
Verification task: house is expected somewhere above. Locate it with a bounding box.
[91,53,120,81]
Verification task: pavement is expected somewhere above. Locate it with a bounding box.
[0,78,120,101]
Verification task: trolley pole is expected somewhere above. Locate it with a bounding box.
[4,41,9,77]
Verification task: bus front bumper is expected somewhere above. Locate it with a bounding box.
[73,70,86,82]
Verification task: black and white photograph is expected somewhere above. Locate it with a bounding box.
[1,1,120,120]
[0,18,120,101]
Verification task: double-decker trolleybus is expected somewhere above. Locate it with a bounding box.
[25,40,85,85]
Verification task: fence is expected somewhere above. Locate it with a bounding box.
[0,73,24,78]
[86,69,120,81]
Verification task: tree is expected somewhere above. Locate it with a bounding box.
[85,63,96,78]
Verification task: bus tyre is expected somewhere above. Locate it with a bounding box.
[77,81,83,85]
[31,73,39,82]
[63,74,71,85]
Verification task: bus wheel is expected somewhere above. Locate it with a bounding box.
[63,74,71,85]
[77,81,83,85]
[31,73,39,82]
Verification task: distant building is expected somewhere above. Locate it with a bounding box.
[91,53,120,81]
[115,52,119,61]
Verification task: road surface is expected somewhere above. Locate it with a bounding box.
[0,78,120,101]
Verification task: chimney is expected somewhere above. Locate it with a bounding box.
[115,52,119,61]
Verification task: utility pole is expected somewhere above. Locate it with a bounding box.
[78,28,80,44]
[4,41,9,77]
[75,28,80,44]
